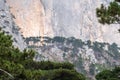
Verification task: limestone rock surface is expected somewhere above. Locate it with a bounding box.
[6,0,120,45]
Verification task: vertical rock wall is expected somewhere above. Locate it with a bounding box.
[6,0,54,38]
[6,0,120,45]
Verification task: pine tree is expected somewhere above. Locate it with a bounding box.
[96,67,120,80]
[96,1,120,24]
[0,28,86,80]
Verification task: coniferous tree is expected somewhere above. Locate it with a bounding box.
[96,67,120,80]
[0,29,86,80]
[96,1,120,24]
[96,0,120,33]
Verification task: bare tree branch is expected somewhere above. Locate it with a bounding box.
[0,68,14,79]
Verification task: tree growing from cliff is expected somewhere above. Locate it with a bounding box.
[96,0,120,33]
[96,0,120,25]
[0,28,86,80]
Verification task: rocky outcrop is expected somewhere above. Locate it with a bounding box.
[6,0,120,45]
[25,36,120,79]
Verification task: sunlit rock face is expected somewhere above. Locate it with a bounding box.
[6,0,54,37]
[6,0,120,45]
[1,0,120,79]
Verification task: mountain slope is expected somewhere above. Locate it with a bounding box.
[25,36,120,79]
[0,0,120,79]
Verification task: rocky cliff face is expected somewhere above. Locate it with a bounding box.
[1,0,120,79]
[6,0,120,45]
[6,0,54,38]
[0,0,26,50]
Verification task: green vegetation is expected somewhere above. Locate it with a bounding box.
[52,36,66,43]
[25,37,40,44]
[92,42,104,52]
[89,64,95,75]
[96,0,120,24]
[96,67,120,80]
[96,0,120,33]
[0,29,86,80]
[108,43,120,59]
